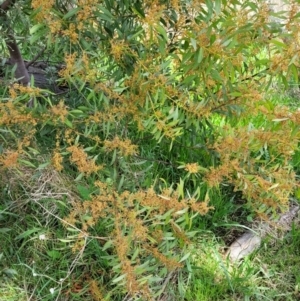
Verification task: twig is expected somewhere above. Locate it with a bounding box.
[157,270,176,300]
[25,46,47,68]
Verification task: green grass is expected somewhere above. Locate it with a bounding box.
[1,166,299,301]
[185,214,300,301]
[0,281,27,301]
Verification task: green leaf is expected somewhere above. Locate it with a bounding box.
[18,159,36,168]
[63,7,80,20]
[111,149,117,165]
[38,162,50,169]
[190,38,197,51]
[64,118,73,128]
[112,274,126,283]
[95,6,115,22]
[179,252,191,263]
[103,240,113,251]
[4,268,18,277]
[58,238,76,243]
[47,250,62,259]
[15,228,41,240]
[132,3,145,18]
[177,178,185,199]
[270,39,287,48]
[197,48,204,63]
[77,185,92,200]
[69,109,84,115]
[156,24,168,41]
[131,247,140,261]
[30,24,45,35]
[215,0,222,15]
[211,69,223,81]
[117,174,125,191]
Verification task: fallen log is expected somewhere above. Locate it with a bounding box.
[225,198,300,262]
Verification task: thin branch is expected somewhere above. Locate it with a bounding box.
[26,46,47,68]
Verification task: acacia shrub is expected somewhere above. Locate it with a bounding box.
[1,0,300,299]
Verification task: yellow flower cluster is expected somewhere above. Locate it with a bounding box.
[113,227,142,296]
[52,150,63,172]
[80,52,97,84]
[67,145,103,175]
[50,100,69,123]
[62,24,78,44]
[110,40,130,62]
[88,280,104,301]
[31,0,55,21]
[148,246,183,270]
[77,0,98,30]
[59,53,77,80]
[9,83,41,100]
[0,102,36,126]
[59,52,97,84]
[103,136,138,156]
[189,198,214,216]
[31,0,61,36]
[144,0,166,26]
[185,162,200,174]
[0,151,19,168]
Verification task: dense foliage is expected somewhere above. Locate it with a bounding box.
[1,0,300,300]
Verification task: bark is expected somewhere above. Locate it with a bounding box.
[2,59,67,93]
[0,0,17,11]
[6,34,30,85]
[1,0,30,86]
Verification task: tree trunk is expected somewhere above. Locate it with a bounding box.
[2,59,67,93]
[6,34,30,86]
